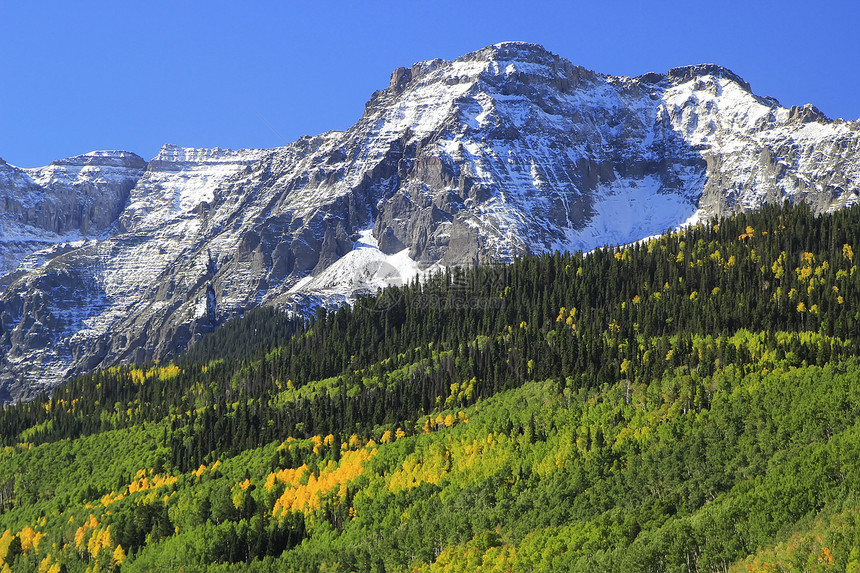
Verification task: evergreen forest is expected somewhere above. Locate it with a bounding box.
[2,202,860,571]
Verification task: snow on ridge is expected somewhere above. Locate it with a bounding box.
[120,144,270,232]
[467,41,556,64]
[152,143,267,165]
[7,150,145,172]
[73,150,142,161]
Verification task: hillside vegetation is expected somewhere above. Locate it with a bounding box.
[2,203,860,572]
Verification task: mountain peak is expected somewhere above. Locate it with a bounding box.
[375,42,590,105]
[468,41,556,62]
[666,63,751,92]
[453,42,575,73]
[46,150,146,170]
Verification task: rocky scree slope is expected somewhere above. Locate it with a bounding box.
[1,42,859,401]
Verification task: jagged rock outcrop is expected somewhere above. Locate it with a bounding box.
[0,151,145,290]
[1,42,859,400]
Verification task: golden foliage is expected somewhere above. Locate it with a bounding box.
[100,490,125,507]
[112,544,126,567]
[269,448,376,518]
[0,530,12,563]
[18,525,43,553]
[38,555,60,573]
[74,514,99,549]
[86,526,111,558]
[127,470,178,494]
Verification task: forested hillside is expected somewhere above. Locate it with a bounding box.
[2,203,860,572]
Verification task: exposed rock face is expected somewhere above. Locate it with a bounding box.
[1,151,145,236]
[2,42,860,400]
[0,145,269,399]
[0,151,146,290]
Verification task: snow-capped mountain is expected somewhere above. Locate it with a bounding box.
[2,42,859,400]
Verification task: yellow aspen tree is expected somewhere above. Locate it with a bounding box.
[18,526,37,553]
[0,530,12,561]
[112,545,126,567]
[38,555,58,573]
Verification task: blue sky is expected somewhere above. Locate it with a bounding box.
[2,1,858,167]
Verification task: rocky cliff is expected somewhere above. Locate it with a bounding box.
[1,42,859,400]
[0,151,146,289]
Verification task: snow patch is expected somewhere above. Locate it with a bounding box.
[552,177,698,252]
[289,228,442,300]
